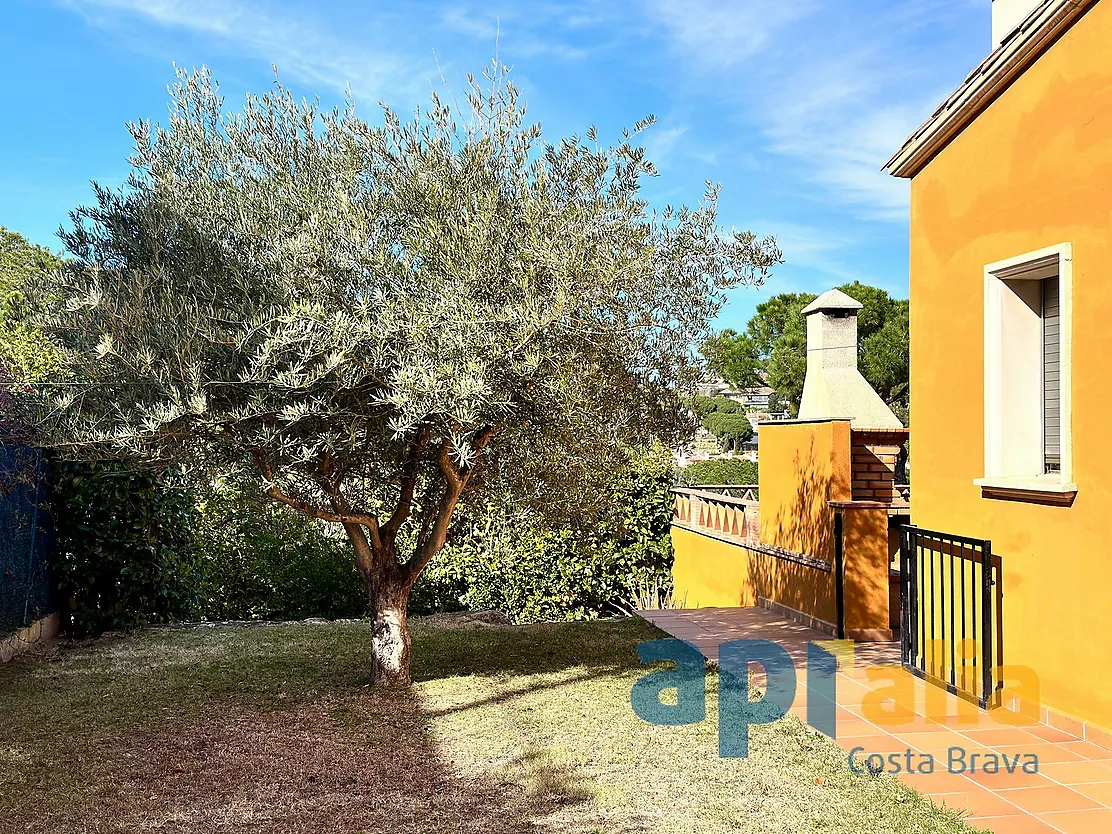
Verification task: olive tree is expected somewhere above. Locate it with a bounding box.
[34,66,780,684]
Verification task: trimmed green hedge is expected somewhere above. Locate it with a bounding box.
[680,457,758,486]
[191,481,366,622]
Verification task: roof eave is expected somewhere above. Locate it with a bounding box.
[884,0,1097,180]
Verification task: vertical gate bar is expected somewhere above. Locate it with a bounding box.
[925,535,931,675]
[974,538,983,689]
[949,536,957,688]
[906,528,916,667]
[938,538,947,680]
[918,532,925,671]
[834,510,845,640]
[904,527,914,667]
[981,539,993,708]
[900,527,908,664]
[958,540,965,693]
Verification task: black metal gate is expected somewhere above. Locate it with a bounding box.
[899,525,1001,709]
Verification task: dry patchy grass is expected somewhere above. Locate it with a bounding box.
[0,618,983,833]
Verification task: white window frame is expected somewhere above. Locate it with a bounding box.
[976,242,1076,497]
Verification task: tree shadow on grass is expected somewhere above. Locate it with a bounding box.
[0,620,661,834]
[2,689,611,834]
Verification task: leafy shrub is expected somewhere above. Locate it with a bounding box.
[53,450,678,628]
[0,227,67,386]
[413,447,675,622]
[680,457,758,486]
[191,480,366,621]
[53,462,203,634]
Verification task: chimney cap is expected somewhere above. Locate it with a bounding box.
[802,288,863,317]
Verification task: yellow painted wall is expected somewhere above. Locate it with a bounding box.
[671,526,837,623]
[842,508,891,638]
[758,420,852,557]
[909,0,1112,729]
[672,420,851,624]
[671,526,757,609]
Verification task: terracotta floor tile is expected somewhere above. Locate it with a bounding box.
[838,700,869,719]
[965,815,1063,833]
[837,733,917,757]
[993,744,1085,765]
[895,730,968,751]
[957,727,1047,747]
[1026,724,1085,744]
[832,685,871,706]
[885,716,949,734]
[932,712,997,731]
[646,608,1112,832]
[1071,781,1112,807]
[997,785,1101,814]
[929,788,1025,818]
[1038,760,1112,786]
[831,706,862,723]
[860,712,924,732]
[836,718,886,739]
[1059,742,1112,761]
[965,767,1056,791]
[1036,808,1112,833]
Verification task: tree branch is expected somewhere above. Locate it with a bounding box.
[407,426,497,582]
[382,425,431,541]
[251,447,379,528]
[263,483,379,526]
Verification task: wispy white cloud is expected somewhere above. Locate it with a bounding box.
[753,220,875,285]
[756,52,929,221]
[646,0,977,222]
[58,0,423,101]
[440,5,603,61]
[644,0,820,68]
[640,123,689,169]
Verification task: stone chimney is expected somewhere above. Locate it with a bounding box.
[992,0,1039,47]
[797,289,903,430]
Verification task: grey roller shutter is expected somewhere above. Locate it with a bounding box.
[1043,276,1060,472]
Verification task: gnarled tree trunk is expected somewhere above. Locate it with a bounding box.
[367,576,413,686]
[278,429,496,687]
[343,522,417,687]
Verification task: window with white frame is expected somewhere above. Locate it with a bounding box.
[978,244,1074,494]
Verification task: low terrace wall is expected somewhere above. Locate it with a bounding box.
[671,419,904,641]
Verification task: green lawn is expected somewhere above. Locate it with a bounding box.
[0,617,981,833]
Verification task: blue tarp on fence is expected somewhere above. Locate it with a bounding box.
[0,445,54,635]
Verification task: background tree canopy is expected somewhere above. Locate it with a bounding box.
[28,65,782,684]
[693,396,753,452]
[0,228,65,386]
[703,282,909,423]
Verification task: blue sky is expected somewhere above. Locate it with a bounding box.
[2,0,989,330]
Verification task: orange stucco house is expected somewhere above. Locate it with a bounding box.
[885,0,1112,741]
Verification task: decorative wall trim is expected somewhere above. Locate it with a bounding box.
[885,0,1097,178]
[671,521,832,572]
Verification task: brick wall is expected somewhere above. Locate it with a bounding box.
[849,429,908,503]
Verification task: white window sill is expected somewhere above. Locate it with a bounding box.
[973,476,1078,498]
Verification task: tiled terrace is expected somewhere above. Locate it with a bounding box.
[641,607,1112,833]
